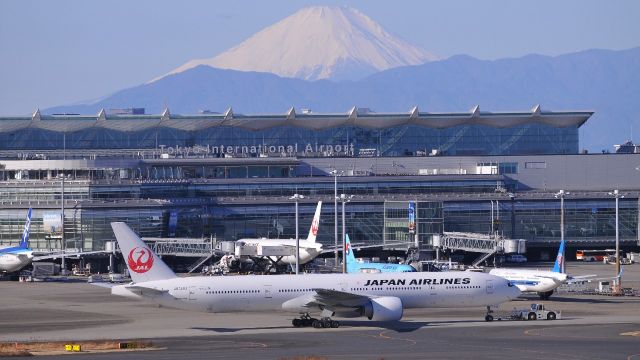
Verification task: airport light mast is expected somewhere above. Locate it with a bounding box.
[330,170,342,267]
[290,193,304,275]
[608,189,623,293]
[338,193,353,273]
[554,190,568,273]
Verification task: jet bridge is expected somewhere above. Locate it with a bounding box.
[434,232,526,267]
[144,237,223,273]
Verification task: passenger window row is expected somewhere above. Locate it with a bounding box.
[205,290,259,294]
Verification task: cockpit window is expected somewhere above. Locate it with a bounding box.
[507,282,515,287]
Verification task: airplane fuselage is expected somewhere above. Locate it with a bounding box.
[235,239,322,265]
[0,249,33,273]
[349,262,416,273]
[113,271,519,314]
[489,268,567,293]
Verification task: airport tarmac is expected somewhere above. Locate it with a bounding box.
[1,262,639,359]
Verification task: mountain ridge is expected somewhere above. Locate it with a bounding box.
[46,47,640,151]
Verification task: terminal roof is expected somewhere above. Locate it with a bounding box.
[0,106,593,133]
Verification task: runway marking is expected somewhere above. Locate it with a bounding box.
[354,331,417,346]
[620,331,640,337]
[525,325,627,340]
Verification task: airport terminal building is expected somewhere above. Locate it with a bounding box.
[0,106,638,261]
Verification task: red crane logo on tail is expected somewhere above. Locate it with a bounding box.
[311,217,319,236]
[127,247,154,273]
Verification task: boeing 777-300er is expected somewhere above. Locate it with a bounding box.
[109,222,520,327]
[345,234,416,273]
[489,239,602,299]
[0,208,33,273]
[234,201,323,265]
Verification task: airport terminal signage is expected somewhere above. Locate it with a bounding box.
[158,143,355,157]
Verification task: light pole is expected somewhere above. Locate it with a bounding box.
[330,169,341,267]
[290,193,304,274]
[60,173,66,275]
[337,193,353,273]
[608,189,624,291]
[554,190,569,273]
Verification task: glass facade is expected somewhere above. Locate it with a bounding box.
[444,199,638,244]
[0,123,578,156]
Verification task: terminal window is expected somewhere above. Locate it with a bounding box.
[525,162,547,169]
[498,162,518,174]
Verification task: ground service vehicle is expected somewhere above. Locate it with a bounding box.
[486,303,560,321]
[514,303,560,320]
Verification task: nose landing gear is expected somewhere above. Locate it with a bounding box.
[485,305,495,322]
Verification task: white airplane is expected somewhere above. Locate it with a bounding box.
[0,208,33,273]
[234,201,323,265]
[108,222,521,327]
[489,240,600,300]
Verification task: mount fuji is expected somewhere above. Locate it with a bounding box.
[155,6,437,82]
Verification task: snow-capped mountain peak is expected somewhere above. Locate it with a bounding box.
[157,6,437,82]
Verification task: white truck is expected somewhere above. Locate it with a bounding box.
[512,303,560,321]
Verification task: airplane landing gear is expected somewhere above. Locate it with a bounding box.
[292,314,339,328]
[485,305,495,322]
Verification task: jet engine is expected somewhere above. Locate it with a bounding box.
[362,296,403,321]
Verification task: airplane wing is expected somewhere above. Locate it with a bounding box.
[312,288,372,308]
[33,250,111,261]
[16,253,32,262]
[566,274,598,283]
[124,285,170,297]
[567,267,624,284]
[321,241,409,254]
[89,282,116,289]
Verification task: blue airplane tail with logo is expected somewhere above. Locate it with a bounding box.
[345,234,358,270]
[19,208,32,249]
[552,239,565,273]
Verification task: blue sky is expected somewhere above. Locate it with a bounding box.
[0,0,638,114]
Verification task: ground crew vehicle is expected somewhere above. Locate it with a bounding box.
[514,303,560,320]
[486,303,560,321]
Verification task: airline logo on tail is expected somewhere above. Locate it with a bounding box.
[552,239,566,273]
[20,208,32,248]
[306,201,322,242]
[127,247,154,273]
[345,240,351,256]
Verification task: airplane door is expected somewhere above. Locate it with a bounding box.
[339,282,348,292]
[264,285,273,299]
[486,280,494,294]
[188,286,197,300]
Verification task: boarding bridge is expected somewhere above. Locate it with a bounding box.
[144,237,222,273]
[435,232,526,267]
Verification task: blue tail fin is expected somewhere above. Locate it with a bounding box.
[552,239,565,273]
[345,234,357,270]
[19,208,32,249]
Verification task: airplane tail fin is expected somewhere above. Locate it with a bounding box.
[19,208,32,249]
[552,239,566,273]
[111,222,176,283]
[306,201,322,243]
[345,234,357,270]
